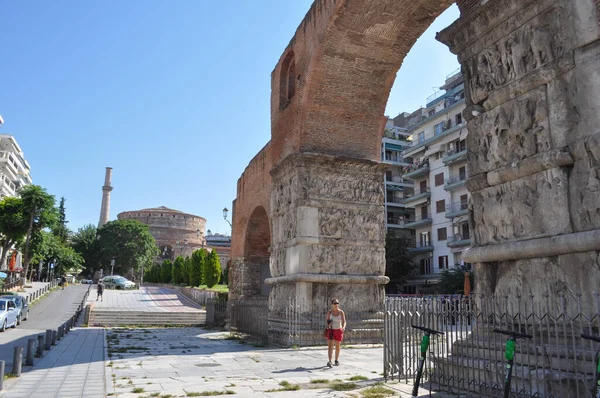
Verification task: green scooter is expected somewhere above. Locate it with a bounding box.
[493,329,533,398]
[411,325,443,397]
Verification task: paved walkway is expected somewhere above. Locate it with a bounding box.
[0,327,105,398]
[87,285,202,312]
[0,284,90,374]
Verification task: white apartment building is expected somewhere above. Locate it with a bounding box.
[385,70,471,294]
[0,134,32,198]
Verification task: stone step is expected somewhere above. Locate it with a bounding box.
[434,354,594,397]
[90,310,206,326]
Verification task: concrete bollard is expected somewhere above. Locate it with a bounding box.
[58,325,63,340]
[12,346,23,377]
[51,330,57,346]
[0,360,4,390]
[45,330,52,350]
[26,339,35,366]
[36,335,44,357]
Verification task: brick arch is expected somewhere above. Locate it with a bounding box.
[270,0,458,164]
[244,206,271,258]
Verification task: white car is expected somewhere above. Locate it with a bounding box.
[0,298,19,331]
[101,276,136,289]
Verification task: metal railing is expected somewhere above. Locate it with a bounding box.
[446,201,469,213]
[412,241,432,250]
[405,187,430,198]
[384,294,600,397]
[405,214,431,224]
[450,233,471,242]
[446,173,468,185]
[445,146,467,157]
[385,197,406,205]
[0,278,23,293]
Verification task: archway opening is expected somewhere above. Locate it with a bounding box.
[244,206,272,296]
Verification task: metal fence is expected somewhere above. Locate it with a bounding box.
[221,297,384,347]
[384,294,600,398]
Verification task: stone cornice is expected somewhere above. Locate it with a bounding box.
[264,273,389,285]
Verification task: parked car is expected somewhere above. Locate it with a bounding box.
[0,298,19,331]
[0,295,29,324]
[100,276,136,290]
[80,279,93,284]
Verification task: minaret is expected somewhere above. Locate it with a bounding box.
[99,167,113,227]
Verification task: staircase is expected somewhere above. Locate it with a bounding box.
[89,309,206,327]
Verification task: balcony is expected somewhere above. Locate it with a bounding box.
[445,201,469,219]
[447,233,472,248]
[402,159,430,180]
[404,119,466,157]
[385,177,413,192]
[382,152,409,166]
[385,197,406,207]
[442,148,467,165]
[403,213,433,229]
[404,187,431,204]
[444,173,468,191]
[409,241,434,253]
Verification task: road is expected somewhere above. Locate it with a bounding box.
[0,284,90,372]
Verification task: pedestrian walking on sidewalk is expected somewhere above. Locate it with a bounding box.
[326,298,346,368]
[97,281,104,301]
[60,276,67,290]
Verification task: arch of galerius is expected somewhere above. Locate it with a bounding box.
[230,0,600,344]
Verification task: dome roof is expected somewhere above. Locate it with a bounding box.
[139,206,182,213]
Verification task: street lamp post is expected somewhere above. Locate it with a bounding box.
[110,259,115,276]
[223,207,232,228]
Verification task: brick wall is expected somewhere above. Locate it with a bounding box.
[269,0,454,164]
[231,142,272,258]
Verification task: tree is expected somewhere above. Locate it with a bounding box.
[161,259,172,283]
[71,224,99,278]
[0,197,28,269]
[439,268,474,295]
[190,249,205,287]
[20,185,57,280]
[95,219,159,276]
[203,250,221,288]
[52,197,69,242]
[29,231,84,278]
[385,233,417,293]
[183,256,192,286]
[172,256,185,285]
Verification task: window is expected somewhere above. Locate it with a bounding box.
[428,110,435,117]
[419,180,427,193]
[455,113,463,125]
[385,171,392,181]
[461,223,470,239]
[458,139,467,152]
[435,173,444,186]
[420,257,433,274]
[460,194,468,210]
[439,255,449,269]
[420,205,428,219]
[438,227,447,241]
[418,131,425,143]
[279,51,296,109]
[436,199,446,214]
[434,122,444,136]
[459,166,467,180]
[419,232,430,247]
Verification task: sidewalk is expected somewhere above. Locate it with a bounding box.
[0,327,105,398]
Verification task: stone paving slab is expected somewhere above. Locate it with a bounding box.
[0,327,105,398]
[104,327,456,397]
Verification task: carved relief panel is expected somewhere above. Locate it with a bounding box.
[467,87,550,177]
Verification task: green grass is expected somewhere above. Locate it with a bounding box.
[132,387,145,393]
[348,375,369,381]
[330,382,357,391]
[150,393,160,397]
[194,284,229,293]
[185,390,235,396]
[265,381,301,392]
[310,379,330,384]
[359,384,395,397]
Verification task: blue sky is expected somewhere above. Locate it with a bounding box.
[0,1,459,235]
